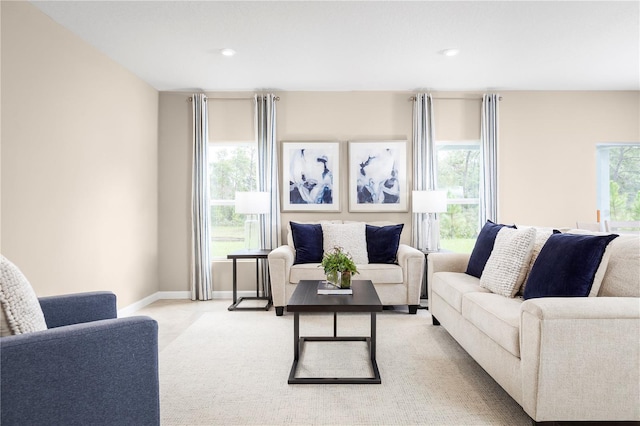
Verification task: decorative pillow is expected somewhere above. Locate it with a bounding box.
[523,233,619,300]
[366,224,404,264]
[480,227,536,297]
[466,221,517,278]
[0,256,48,336]
[519,229,561,295]
[321,222,368,264]
[290,222,324,264]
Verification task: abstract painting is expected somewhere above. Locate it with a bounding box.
[348,141,407,212]
[282,142,340,211]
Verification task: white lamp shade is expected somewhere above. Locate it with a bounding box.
[412,190,448,213]
[235,192,270,214]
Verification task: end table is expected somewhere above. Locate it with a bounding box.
[227,249,272,311]
[420,249,451,309]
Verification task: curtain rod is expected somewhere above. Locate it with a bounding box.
[188,96,280,102]
[409,96,503,101]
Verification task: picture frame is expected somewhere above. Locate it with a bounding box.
[348,140,408,212]
[281,142,341,212]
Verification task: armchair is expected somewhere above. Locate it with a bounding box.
[1,291,160,426]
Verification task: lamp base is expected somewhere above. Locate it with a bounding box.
[244,217,260,251]
[425,214,441,252]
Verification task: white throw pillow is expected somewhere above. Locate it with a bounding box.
[480,227,536,297]
[321,222,369,264]
[0,255,48,336]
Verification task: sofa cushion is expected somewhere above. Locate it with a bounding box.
[480,227,536,297]
[289,263,327,283]
[289,263,403,284]
[462,292,523,358]
[366,224,403,264]
[599,234,640,297]
[432,272,490,314]
[523,233,619,300]
[0,255,48,336]
[466,221,516,278]
[290,222,324,264]
[322,222,368,264]
[356,263,403,284]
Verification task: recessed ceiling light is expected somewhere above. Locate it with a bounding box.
[220,48,236,57]
[440,48,460,57]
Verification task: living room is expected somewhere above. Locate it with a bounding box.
[1,1,639,425]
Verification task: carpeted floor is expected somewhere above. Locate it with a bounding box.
[135,300,531,425]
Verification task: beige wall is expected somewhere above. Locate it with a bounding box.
[1,2,159,308]
[158,90,639,294]
[4,2,637,301]
[500,91,639,227]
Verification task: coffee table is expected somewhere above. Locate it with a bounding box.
[286,279,383,384]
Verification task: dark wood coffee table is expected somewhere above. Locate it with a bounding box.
[286,279,383,384]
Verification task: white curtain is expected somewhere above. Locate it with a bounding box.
[480,93,500,225]
[411,93,436,249]
[190,93,213,301]
[255,94,281,293]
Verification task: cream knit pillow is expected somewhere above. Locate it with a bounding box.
[321,222,369,264]
[480,227,536,297]
[0,256,47,336]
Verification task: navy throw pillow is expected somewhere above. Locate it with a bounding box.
[523,233,619,300]
[290,222,324,264]
[466,221,516,278]
[366,224,404,264]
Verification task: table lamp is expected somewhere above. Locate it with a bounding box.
[235,191,270,251]
[412,190,448,251]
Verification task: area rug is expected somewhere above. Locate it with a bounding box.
[158,304,530,425]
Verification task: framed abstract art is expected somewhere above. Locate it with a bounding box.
[348,140,407,212]
[281,142,340,212]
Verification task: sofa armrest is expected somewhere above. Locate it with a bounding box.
[39,291,117,328]
[397,244,425,305]
[1,316,159,426]
[427,253,470,300]
[520,297,640,421]
[268,245,295,309]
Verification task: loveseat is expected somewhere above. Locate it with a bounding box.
[268,221,425,316]
[427,223,640,423]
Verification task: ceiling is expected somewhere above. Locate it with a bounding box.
[30,1,640,92]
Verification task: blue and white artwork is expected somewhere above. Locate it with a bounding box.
[282,142,340,211]
[349,141,407,212]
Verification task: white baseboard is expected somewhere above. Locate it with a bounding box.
[118,290,266,316]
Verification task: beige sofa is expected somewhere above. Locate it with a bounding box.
[427,229,640,423]
[268,221,425,316]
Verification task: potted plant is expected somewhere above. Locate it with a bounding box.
[320,246,359,289]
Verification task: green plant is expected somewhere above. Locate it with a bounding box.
[320,246,358,275]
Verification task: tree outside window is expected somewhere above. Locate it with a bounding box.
[435,141,481,253]
[209,143,257,258]
[597,144,640,221]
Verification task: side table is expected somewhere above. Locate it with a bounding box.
[227,249,272,311]
[419,249,451,309]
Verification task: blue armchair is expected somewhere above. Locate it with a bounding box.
[0,291,160,426]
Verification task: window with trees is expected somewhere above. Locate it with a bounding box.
[209,142,258,258]
[597,143,640,221]
[435,140,481,253]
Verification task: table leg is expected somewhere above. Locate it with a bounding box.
[232,258,238,304]
[371,312,376,361]
[255,257,260,297]
[293,312,300,361]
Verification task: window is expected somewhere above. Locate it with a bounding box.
[435,140,481,253]
[597,143,640,221]
[208,142,258,258]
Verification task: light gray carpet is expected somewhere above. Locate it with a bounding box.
[154,301,530,425]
